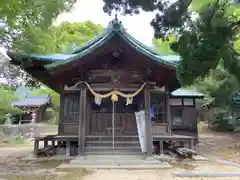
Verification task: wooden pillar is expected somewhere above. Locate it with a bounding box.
[78,87,87,156]
[159,140,164,154]
[166,89,172,135]
[144,85,153,157]
[189,138,194,150]
[44,140,48,148]
[58,90,64,135]
[34,139,39,155]
[66,140,71,156]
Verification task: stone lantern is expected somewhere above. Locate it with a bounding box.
[4,113,12,127]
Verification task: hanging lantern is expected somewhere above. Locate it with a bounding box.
[111,93,118,102]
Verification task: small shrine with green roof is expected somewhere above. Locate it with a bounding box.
[8,18,203,158]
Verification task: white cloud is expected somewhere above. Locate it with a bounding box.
[56,0,155,46]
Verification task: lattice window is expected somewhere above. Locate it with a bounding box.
[150,92,167,123]
[62,93,80,123]
[172,108,183,126]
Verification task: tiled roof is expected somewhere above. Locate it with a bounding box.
[12,94,51,107]
[7,18,180,70]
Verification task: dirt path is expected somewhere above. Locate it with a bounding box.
[197,122,240,163]
[0,147,32,162]
[0,146,32,173]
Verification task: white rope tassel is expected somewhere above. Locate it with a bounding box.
[126,97,133,106]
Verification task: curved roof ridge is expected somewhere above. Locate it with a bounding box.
[8,18,180,70]
[45,30,116,69]
[71,18,125,54]
[118,28,177,68]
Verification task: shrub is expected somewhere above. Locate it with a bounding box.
[211,109,235,131]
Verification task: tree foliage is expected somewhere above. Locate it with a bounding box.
[2,20,103,87]
[152,34,177,55]
[0,85,21,124]
[0,0,77,86]
[103,0,240,85]
[0,0,77,50]
[18,21,104,54]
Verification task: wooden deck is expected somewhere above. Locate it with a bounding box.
[34,134,195,156]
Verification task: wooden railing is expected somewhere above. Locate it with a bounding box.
[151,122,168,135]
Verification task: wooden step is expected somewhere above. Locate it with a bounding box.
[85,146,141,152]
[84,150,142,155]
[85,141,140,147]
[85,136,139,141]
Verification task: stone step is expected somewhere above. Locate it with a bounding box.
[57,162,172,169]
[84,154,145,160]
[70,159,162,165]
[85,140,140,147]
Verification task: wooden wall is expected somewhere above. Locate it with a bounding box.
[169,97,199,141]
[59,92,80,135]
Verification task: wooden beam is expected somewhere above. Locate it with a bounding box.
[144,85,153,157]
[64,83,147,91]
[89,70,143,78]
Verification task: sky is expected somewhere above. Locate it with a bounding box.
[56,0,156,46]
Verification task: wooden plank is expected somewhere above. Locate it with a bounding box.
[144,85,153,157]
[89,70,143,78]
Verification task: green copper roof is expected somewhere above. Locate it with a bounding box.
[8,18,181,70]
[171,88,204,97]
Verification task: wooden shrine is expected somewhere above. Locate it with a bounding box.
[8,18,203,157]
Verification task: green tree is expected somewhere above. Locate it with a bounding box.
[103,0,240,85]
[32,87,59,124]
[152,34,177,55]
[26,21,104,123]
[4,21,103,87]
[18,21,104,54]
[0,0,77,51]
[0,85,21,124]
[0,0,77,86]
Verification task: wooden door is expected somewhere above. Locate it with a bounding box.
[89,112,137,135]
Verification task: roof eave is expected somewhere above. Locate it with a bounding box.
[44,31,116,70]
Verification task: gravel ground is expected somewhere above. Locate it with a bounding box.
[1,123,240,180]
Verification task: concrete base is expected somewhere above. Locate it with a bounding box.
[57,162,172,169]
[57,155,172,169]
